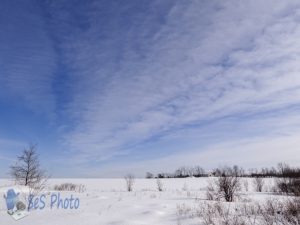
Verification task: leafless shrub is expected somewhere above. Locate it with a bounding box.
[189,196,299,225]
[198,202,218,225]
[276,163,300,196]
[282,198,300,224]
[243,179,249,192]
[176,203,192,218]
[54,183,86,192]
[198,201,246,225]
[206,179,220,201]
[240,203,261,225]
[124,174,135,192]
[156,179,163,192]
[176,203,194,225]
[54,183,75,191]
[261,198,300,225]
[253,177,264,192]
[218,168,241,202]
[261,199,283,225]
[218,205,246,225]
[277,178,300,197]
[206,167,241,202]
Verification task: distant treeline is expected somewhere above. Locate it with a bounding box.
[145,163,300,179]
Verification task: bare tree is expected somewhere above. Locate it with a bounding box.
[233,165,244,177]
[10,144,47,190]
[156,179,164,191]
[253,177,264,192]
[175,166,189,178]
[145,172,154,179]
[124,174,135,192]
[10,144,48,210]
[194,166,206,177]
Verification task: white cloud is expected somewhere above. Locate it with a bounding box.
[49,1,300,166]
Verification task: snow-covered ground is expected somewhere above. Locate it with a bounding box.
[0,178,285,225]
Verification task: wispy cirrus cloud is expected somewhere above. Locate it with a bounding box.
[42,0,300,167]
[2,0,300,178]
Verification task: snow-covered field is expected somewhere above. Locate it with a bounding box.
[0,178,287,225]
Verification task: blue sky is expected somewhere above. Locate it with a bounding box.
[1,0,300,178]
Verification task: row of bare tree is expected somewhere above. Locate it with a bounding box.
[146,163,300,179]
[207,165,300,202]
[9,144,300,199]
[146,166,207,179]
